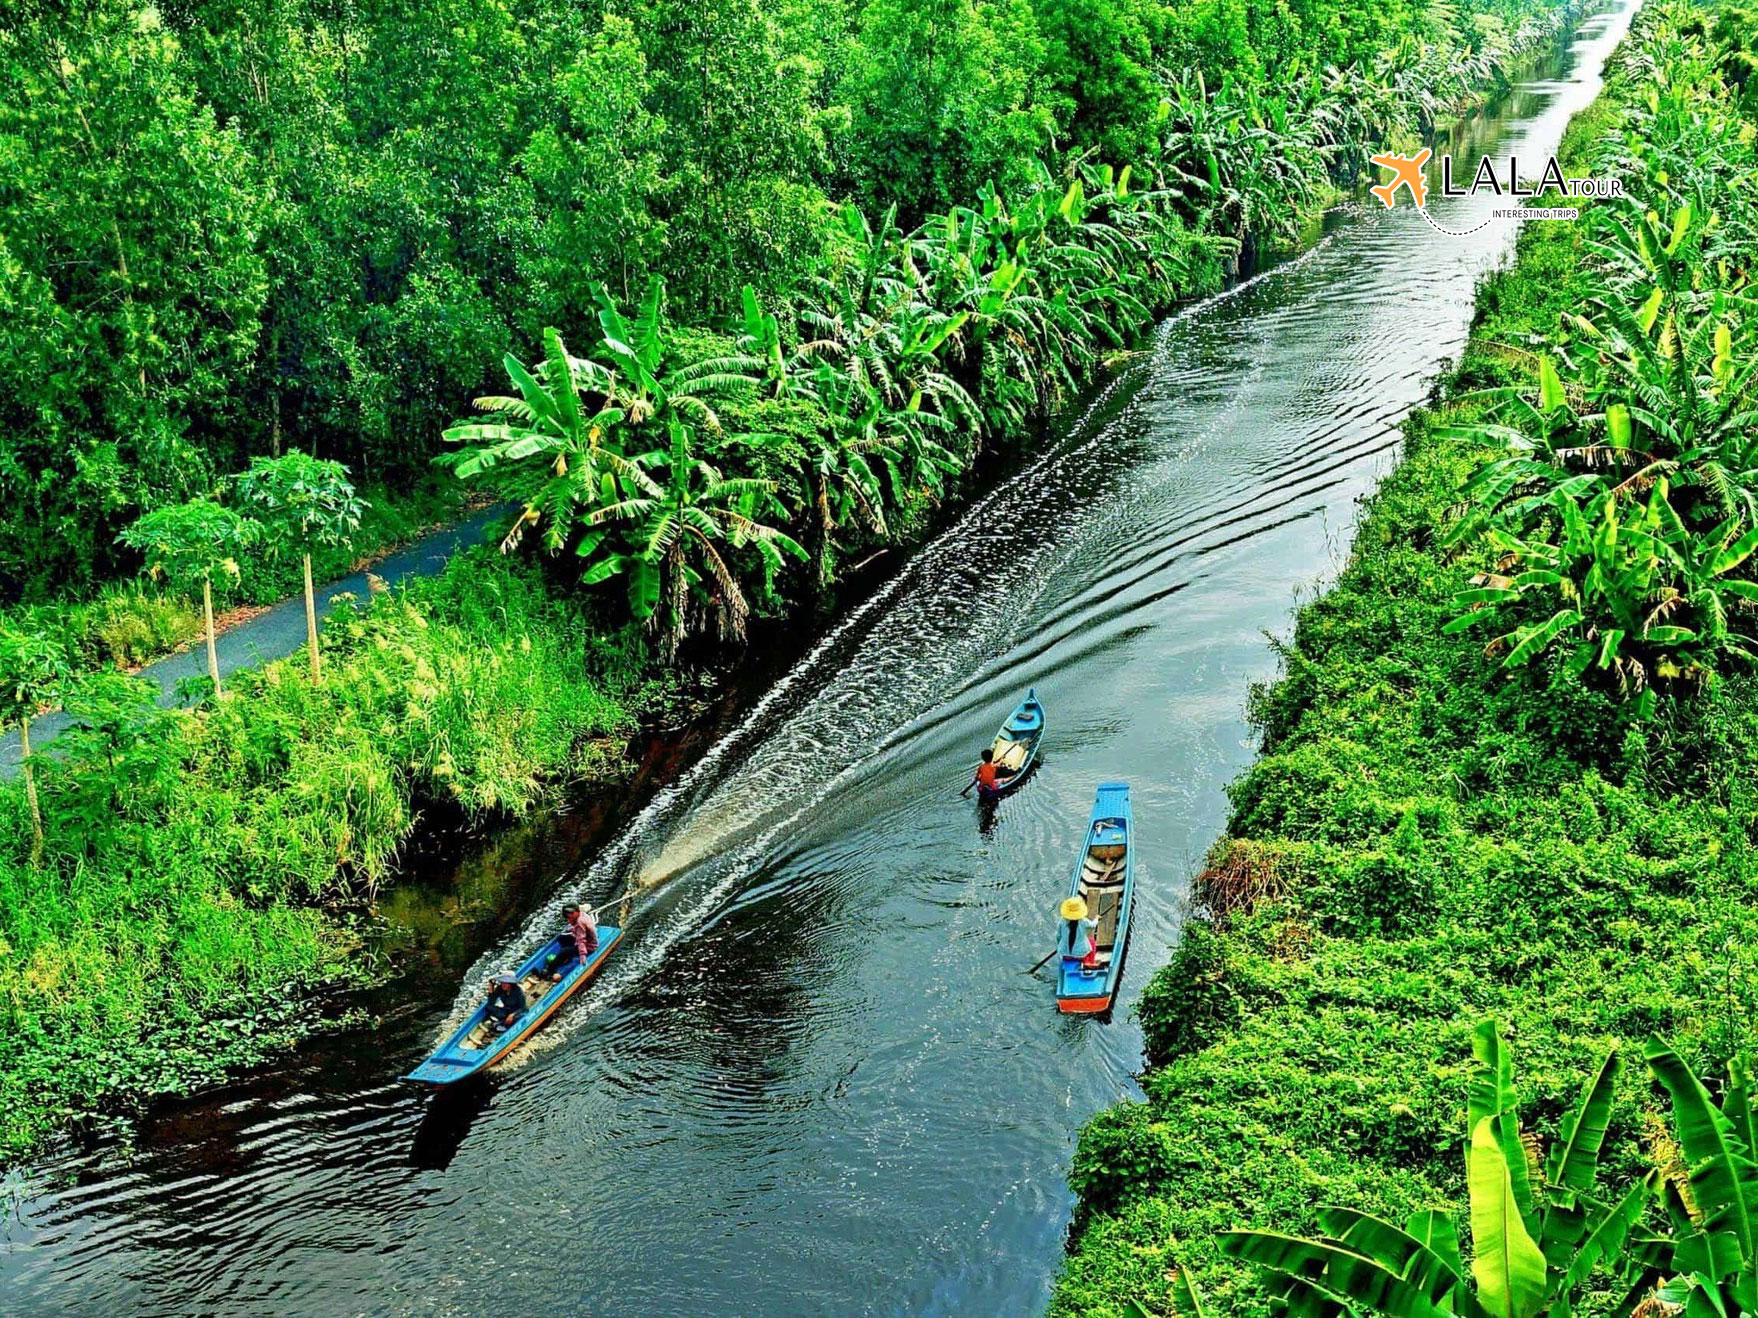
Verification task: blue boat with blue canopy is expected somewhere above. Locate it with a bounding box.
[405,924,624,1085]
[1055,782,1134,1014]
[979,688,1045,796]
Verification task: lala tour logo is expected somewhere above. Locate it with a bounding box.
[1369,147,1623,235]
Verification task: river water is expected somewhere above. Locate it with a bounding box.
[1,6,1637,1312]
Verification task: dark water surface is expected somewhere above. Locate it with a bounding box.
[2,8,1637,1312]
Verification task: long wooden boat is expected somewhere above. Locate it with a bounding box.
[983,688,1046,796]
[404,926,624,1085]
[1055,782,1134,1014]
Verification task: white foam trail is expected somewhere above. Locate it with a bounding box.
[442,228,1347,1036]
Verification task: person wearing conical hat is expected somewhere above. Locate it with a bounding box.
[1060,896,1098,968]
[483,968,527,1032]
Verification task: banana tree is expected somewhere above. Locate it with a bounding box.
[591,276,761,432]
[438,327,633,553]
[1445,478,1758,692]
[1573,206,1758,522]
[1221,1021,1652,1316]
[791,368,900,589]
[1636,1038,1758,1313]
[579,422,806,659]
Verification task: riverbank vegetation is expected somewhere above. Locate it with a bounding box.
[0,556,644,1158]
[1055,2,1758,1311]
[4,0,1575,604]
[0,0,1580,1160]
[0,480,459,679]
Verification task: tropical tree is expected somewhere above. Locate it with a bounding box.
[0,628,69,862]
[590,277,761,431]
[439,328,636,553]
[580,422,806,659]
[793,374,903,589]
[232,453,367,682]
[1637,1037,1758,1313]
[441,280,760,560]
[1446,478,1758,696]
[1219,1021,1758,1316]
[1441,201,1758,697]
[117,499,259,697]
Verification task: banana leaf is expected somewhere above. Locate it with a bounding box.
[1546,1047,1621,1194]
[1467,1117,1547,1318]
[1220,1231,1455,1317]
[1645,1037,1758,1261]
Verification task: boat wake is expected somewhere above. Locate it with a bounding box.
[439,234,1360,1057]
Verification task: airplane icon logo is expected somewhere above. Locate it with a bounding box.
[1369,149,1432,209]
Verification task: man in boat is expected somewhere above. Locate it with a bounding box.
[542,903,600,982]
[970,748,1002,802]
[484,970,527,1031]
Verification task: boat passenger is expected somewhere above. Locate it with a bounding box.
[485,971,527,1031]
[1059,896,1098,966]
[972,748,1001,801]
[543,903,601,981]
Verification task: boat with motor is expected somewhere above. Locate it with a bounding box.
[405,926,624,1084]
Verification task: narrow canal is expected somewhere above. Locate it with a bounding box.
[1,5,1637,1311]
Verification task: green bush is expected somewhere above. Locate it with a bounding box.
[1136,922,1240,1068]
[0,551,645,1158]
[1055,5,1758,1310]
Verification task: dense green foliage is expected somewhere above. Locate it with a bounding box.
[1,0,1573,602]
[1441,11,1758,698]
[0,553,644,1158]
[1054,6,1758,1313]
[0,0,1581,1162]
[1217,1023,1743,1315]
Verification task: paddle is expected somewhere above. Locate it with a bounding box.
[1024,948,1059,975]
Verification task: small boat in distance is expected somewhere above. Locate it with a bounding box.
[1055,782,1134,1014]
[405,926,624,1085]
[983,689,1046,796]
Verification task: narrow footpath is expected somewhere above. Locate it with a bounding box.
[0,505,505,775]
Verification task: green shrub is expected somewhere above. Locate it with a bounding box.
[0,551,645,1157]
[1136,922,1240,1068]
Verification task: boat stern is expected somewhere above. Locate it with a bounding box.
[1056,960,1115,1014]
[1056,992,1113,1015]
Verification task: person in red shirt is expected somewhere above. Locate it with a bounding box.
[970,748,1001,801]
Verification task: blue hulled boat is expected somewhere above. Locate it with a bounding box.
[983,689,1045,795]
[405,926,624,1084]
[1055,782,1134,1014]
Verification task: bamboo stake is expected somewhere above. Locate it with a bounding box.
[304,552,321,683]
[204,578,221,697]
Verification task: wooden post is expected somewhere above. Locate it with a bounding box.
[20,715,42,865]
[304,552,321,683]
[204,577,221,697]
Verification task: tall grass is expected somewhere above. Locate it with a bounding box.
[0,553,643,1158]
